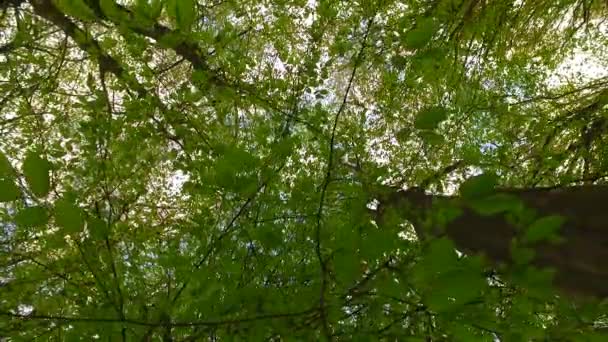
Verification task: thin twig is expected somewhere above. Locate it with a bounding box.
[314,17,375,341]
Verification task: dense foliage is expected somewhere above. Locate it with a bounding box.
[1,0,608,340]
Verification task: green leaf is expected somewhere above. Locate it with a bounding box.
[425,238,458,271]
[469,193,523,216]
[0,151,13,177]
[403,18,438,49]
[0,179,21,202]
[434,204,463,228]
[166,0,196,31]
[579,332,608,342]
[100,0,126,21]
[148,0,163,19]
[511,244,535,265]
[22,152,51,197]
[191,69,209,87]
[511,265,556,299]
[451,323,482,342]
[214,146,258,193]
[270,136,296,161]
[413,238,459,286]
[136,0,163,20]
[157,31,186,48]
[15,206,49,228]
[424,269,486,312]
[391,55,408,69]
[419,130,445,145]
[54,199,84,234]
[459,173,498,200]
[415,241,487,313]
[256,226,283,249]
[87,216,109,240]
[414,106,448,130]
[524,215,565,243]
[378,277,405,298]
[54,0,98,21]
[362,226,397,260]
[333,249,360,286]
[395,127,411,143]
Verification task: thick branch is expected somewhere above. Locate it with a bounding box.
[374,185,608,299]
[0,308,315,328]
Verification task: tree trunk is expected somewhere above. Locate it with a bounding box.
[374,185,608,299]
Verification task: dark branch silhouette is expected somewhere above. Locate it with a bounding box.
[372,185,608,299]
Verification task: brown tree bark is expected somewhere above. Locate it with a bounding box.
[373,185,608,299]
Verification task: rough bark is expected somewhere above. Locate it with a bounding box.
[374,185,608,299]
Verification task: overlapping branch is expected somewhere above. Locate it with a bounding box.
[0,308,316,328]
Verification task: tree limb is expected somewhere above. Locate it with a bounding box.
[373,185,608,299]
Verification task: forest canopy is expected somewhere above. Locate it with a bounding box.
[1,0,608,340]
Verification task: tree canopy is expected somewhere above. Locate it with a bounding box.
[1,0,608,340]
